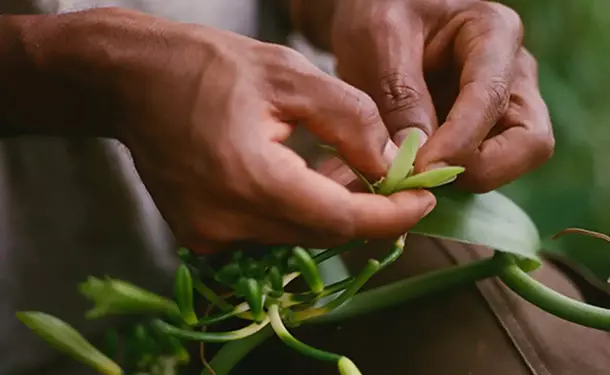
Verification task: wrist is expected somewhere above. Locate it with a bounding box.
[0,11,123,138]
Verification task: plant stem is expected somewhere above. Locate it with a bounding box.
[499,258,610,331]
[268,305,340,362]
[308,256,500,324]
[293,259,381,321]
[201,326,274,375]
[291,277,356,302]
[197,304,250,326]
[151,318,269,343]
[379,235,406,269]
[551,227,610,243]
[194,280,233,312]
[312,241,366,265]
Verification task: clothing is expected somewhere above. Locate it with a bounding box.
[0,2,267,374]
[0,1,609,375]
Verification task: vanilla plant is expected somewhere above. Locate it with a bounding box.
[17,131,610,375]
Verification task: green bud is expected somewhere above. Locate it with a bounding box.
[79,276,180,319]
[214,262,243,286]
[235,277,264,323]
[174,265,198,325]
[268,266,284,296]
[292,247,324,294]
[16,311,123,375]
[338,357,362,375]
[377,130,420,195]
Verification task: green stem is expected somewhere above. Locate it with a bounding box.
[194,280,233,312]
[499,257,610,331]
[201,326,274,375]
[281,277,355,307]
[319,277,356,298]
[197,303,251,326]
[312,241,366,265]
[268,304,340,362]
[378,235,406,269]
[292,260,381,322]
[311,234,403,271]
[309,256,500,324]
[151,318,269,343]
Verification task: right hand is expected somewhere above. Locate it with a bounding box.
[68,8,438,254]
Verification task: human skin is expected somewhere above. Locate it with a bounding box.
[0,7,436,255]
[284,0,555,193]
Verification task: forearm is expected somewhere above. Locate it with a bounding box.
[280,0,338,51]
[0,11,122,138]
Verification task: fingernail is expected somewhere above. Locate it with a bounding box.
[383,138,399,164]
[423,197,437,217]
[395,128,428,148]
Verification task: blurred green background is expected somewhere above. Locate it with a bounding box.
[498,0,610,284]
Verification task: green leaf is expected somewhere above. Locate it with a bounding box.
[410,186,542,262]
[80,276,180,319]
[394,166,465,190]
[16,311,123,375]
[377,131,420,195]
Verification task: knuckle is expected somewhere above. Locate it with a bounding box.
[464,78,511,122]
[378,73,424,115]
[334,83,384,132]
[486,78,511,109]
[476,2,524,39]
[271,44,309,69]
[350,87,383,127]
[369,5,404,31]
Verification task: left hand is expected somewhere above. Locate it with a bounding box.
[327,0,554,193]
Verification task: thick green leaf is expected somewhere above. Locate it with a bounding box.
[16,311,123,375]
[410,186,542,261]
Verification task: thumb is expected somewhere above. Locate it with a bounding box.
[343,26,438,149]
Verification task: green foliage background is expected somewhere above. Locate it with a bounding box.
[498,0,610,283]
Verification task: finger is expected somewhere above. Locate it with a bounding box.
[316,157,370,193]
[336,8,438,147]
[256,144,437,241]
[457,49,554,193]
[316,141,399,191]
[415,2,523,172]
[270,48,393,178]
[183,206,345,253]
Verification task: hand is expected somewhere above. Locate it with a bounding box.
[330,0,554,192]
[75,8,436,254]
